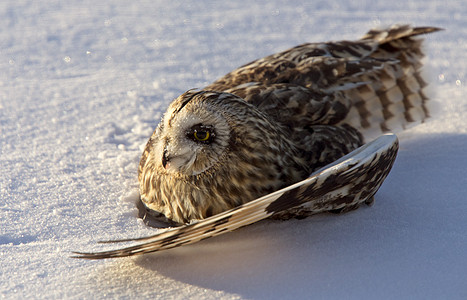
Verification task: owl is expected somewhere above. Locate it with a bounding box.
[74,25,440,259]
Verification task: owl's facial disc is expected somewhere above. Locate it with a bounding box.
[162,123,216,174]
[159,103,230,176]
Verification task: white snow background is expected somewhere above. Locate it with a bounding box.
[1,0,466,299]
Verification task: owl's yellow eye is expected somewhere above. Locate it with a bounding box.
[188,124,215,144]
[194,130,210,141]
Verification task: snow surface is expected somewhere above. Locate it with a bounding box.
[1,0,466,299]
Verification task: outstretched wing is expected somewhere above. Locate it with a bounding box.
[206,25,441,142]
[205,25,440,93]
[73,134,398,259]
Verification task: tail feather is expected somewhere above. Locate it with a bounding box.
[362,25,441,45]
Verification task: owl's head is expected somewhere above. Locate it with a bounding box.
[148,90,259,177]
[139,89,308,223]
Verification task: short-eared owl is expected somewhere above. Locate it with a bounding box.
[74,25,440,259]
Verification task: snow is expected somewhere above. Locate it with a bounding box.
[1,0,466,298]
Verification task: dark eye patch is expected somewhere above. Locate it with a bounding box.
[187,124,215,144]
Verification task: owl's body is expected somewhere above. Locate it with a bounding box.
[138,25,440,225]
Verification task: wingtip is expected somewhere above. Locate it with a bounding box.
[70,251,120,260]
[414,26,444,35]
[70,252,95,259]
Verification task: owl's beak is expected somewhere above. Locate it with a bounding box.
[162,147,197,174]
[162,150,170,169]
